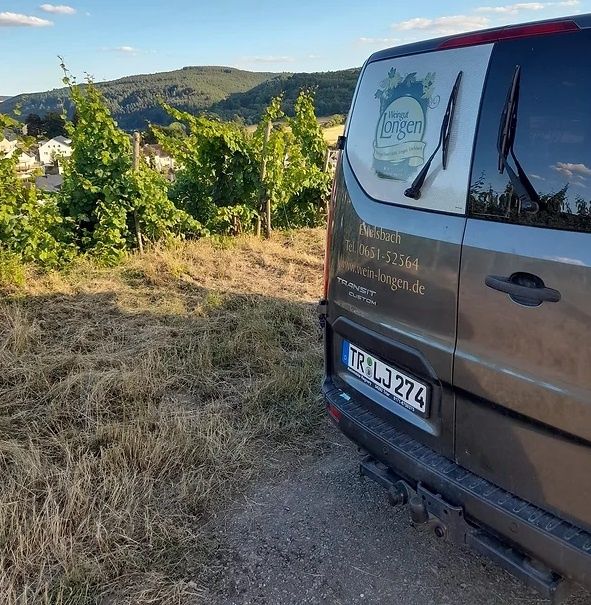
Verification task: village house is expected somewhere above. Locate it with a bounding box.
[144,144,176,173]
[0,137,18,157]
[16,151,37,172]
[38,136,72,166]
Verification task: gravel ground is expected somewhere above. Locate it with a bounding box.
[204,426,591,605]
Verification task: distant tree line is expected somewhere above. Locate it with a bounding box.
[25,112,67,138]
[1,66,359,131]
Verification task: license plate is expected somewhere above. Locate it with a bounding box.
[342,341,429,415]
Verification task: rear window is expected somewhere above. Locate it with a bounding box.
[469,30,591,233]
[346,44,492,214]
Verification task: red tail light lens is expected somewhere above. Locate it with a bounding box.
[439,20,580,49]
[327,402,342,423]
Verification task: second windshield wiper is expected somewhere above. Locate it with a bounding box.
[404,70,463,200]
[497,65,540,214]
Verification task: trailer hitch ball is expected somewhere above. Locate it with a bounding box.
[409,495,429,524]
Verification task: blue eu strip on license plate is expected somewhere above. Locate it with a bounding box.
[341,340,429,415]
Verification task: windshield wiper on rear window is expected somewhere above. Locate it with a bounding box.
[404,71,463,200]
[497,65,540,214]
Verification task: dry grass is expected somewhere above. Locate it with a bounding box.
[322,125,345,147]
[0,229,326,604]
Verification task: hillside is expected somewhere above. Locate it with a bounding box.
[0,65,359,130]
[0,96,10,103]
[0,67,277,131]
[213,68,360,123]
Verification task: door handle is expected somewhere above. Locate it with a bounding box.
[485,273,561,306]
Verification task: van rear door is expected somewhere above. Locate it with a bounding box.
[326,44,492,458]
[456,30,591,531]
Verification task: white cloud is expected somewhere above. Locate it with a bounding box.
[101,45,142,55]
[242,55,296,64]
[476,3,545,13]
[551,162,591,179]
[476,1,579,14]
[358,36,400,46]
[392,15,490,36]
[40,4,77,15]
[361,1,580,52]
[0,11,52,26]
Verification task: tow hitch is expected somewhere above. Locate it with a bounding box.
[359,456,574,604]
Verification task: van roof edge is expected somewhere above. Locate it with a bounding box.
[368,13,589,63]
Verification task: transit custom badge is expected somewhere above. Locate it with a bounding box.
[373,69,439,181]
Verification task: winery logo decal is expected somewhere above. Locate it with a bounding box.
[373,68,439,181]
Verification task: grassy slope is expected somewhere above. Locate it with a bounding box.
[323,124,346,147]
[0,229,325,604]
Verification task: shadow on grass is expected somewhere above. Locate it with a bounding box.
[0,284,324,604]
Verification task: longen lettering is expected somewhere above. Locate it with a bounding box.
[380,115,423,141]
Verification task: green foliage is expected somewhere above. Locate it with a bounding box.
[254,91,331,230]
[155,92,329,235]
[212,69,361,124]
[290,90,327,168]
[323,114,346,128]
[0,114,74,268]
[25,111,67,138]
[0,250,25,287]
[0,68,331,275]
[156,104,260,230]
[59,68,201,264]
[131,162,201,241]
[253,95,291,211]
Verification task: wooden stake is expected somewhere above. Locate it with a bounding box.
[261,120,272,239]
[132,132,144,254]
[323,148,331,173]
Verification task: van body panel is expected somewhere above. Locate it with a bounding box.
[455,30,591,532]
[331,159,466,385]
[323,18,591,591]
[327,159,466,456]
[456,395,591,532]
[326,45,492,458]
[456,223,591,441]
[455,222,591,529]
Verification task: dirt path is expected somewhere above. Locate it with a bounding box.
[203,424,590,605]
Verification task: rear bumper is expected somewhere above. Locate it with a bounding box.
[323,381,591,592]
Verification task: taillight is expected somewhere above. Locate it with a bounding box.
[327,402,342,423]
[438,20,580,49]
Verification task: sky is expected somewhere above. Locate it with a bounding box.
[0,0,587,96]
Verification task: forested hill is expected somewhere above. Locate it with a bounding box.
[0,67,276,131]
[0,66,359,130]
[212,68,360,123]
[0,96,10,103]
